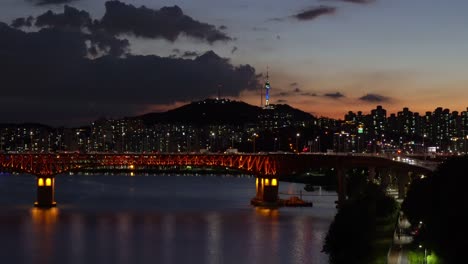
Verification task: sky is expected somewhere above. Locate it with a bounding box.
[1,0,468,126]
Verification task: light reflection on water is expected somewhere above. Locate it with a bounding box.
[0,174,336,264]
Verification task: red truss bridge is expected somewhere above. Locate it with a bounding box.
[0,153,437,208]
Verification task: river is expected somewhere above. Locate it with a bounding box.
[0,173,337,264]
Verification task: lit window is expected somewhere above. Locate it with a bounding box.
[45,178,52,186]
[265,179,270,186]
[38,178,44,186]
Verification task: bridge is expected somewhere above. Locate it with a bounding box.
[0,153,438,208]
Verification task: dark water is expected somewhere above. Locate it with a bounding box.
[0,173,336,264]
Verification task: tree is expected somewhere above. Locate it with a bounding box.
[402,156,468,263]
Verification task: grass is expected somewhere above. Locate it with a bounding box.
[408,249,443,264]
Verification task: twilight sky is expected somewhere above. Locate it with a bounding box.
[1,0,468,125]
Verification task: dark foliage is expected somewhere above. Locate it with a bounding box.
[323,182,397,264]
[402,156,468,263]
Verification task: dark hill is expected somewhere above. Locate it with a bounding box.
[138,99,315,126]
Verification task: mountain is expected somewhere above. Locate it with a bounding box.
[137,98,315,126]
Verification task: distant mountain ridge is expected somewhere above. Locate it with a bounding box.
[137,98,316,126]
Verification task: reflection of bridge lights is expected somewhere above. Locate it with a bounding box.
[255,208,279,218]
[30,207,59,226]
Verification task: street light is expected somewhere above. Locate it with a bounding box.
[316,136,321,152]
[419,244,427,264]
[296,133,300,153]
[252,133,258,153]
[465,135,468,154]
[274,137,277,152]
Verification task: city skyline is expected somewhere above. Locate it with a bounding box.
[1,0,468,125]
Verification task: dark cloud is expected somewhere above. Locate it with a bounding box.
[172,48,180,54]
[99,1,231,43]
[294,88,301,93]
[35,5,92,29]
[276,35,281,40]
[324,92,345,99]
[231,46,238,54]
[269,18,284,22]
[0,23,258,125]
[359,93,390,103]
[290,82,298,86]
[181,51,199,58]
[301,92,317,97]
[11,16,34,28]
[293,6,336,21]
[322,0,375,4]
[219,25,227,30]
[30,0,77,5]
[277,99,288,103]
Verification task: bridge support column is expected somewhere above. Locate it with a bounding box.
[254,177,278,205]
[368,167,376,183]
[380,169,391,190]
[34,176,56,208]
[336,168,347,205]
[397,171,410,199]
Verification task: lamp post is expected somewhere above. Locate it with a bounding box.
[274,137,277,152]
[296,133,300,153]
[423,134,427,159]
[465,135,468,154]
[418,244,427,264]
[252,133,258,153]
[316,136,321,152]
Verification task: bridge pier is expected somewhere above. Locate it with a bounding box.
[397,171,411,199]
[336,168,347,205]
[34,176,56,208]
[368,167,376,183]
[253,177,279,205]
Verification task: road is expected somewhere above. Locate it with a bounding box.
[387,213,412,264]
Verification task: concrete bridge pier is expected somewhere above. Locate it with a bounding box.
[34,176,56,208]
[254,177,279,204]
[367,167,376,183]
[380,169,391,190]
[397,171,411,199]
[336,168,347,205]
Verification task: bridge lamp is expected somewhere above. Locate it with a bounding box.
[129,164,135,170]
[271,178,278,186]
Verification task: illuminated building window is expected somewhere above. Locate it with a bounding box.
[45,178,52,186]
[265,179,270,186]
[38,178,44,186]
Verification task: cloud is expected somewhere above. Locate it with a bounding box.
[293,6,336,21]
[277,99,288,103]
[294,88,301,93]
[290,82,298,86]
[359,93,390,103]
[324,92,345,99]
[0,22,258,125]
[301,92,317,97]
[181,51,199,58]
[35,5,92,29]
[231,46,238,54]
[11,16,34,28]
[30,0,78,5]
[99,1,231,43]
[322,0,375,4]
[219,25,227,30]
